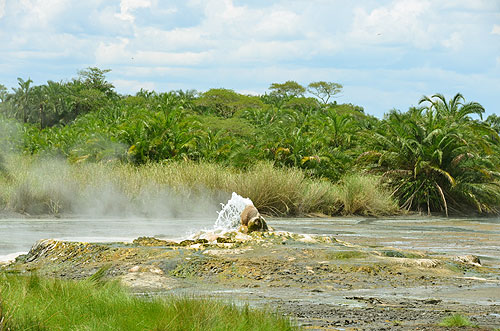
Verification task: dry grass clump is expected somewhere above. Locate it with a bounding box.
[335,174,399,216]
[0,155,399,217]
[230,163,305,215]
[297,180,340,215]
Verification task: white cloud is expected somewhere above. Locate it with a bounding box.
[120,0,312,64]
[492,25,500,35]
[17,0,70,29]
[215,0,246,21]
[8,50,70,60]
[440,0,500,11]
[254,10,301,38]
[95,39,131,64]
[349,0,434,49]
[0,0,5,19]
[115,0,152,22]
[0,0,499,118]
[441,32,463,51]
[133,50,212,66]
[95,38,212,66]
[230,40,307,63]
[134,27,209,52]
[184,0,306,41]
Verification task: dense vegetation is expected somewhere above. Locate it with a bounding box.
[0,157,397,217]
[0,272,297,330]
[1,68,499,216]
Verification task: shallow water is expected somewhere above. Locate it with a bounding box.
[0,217,214,261]
[273,217,500,269]
[1,216,499,269]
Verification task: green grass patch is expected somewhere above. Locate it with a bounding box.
[0,273,298,331]
[382,250,406,258]
[438,314,476,328]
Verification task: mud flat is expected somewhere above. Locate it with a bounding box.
[2,228,500,331]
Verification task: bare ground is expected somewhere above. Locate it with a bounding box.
[2,231,500,330]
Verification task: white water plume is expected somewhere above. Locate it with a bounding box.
[214,192,253,230]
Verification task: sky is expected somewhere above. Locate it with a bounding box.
[0,0,499,118]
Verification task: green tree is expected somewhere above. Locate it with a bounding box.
[418,93,484,122]
[486,114,500,133]
[268,81,305,99]
[63,70,116,121]
[195,88,263,118]
[12,78,34,123]
[77,67,115,97]
[307,81,343,105]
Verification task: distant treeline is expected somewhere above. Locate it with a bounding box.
[1,68,500,215]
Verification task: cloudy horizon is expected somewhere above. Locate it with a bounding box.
[0,0,499,117]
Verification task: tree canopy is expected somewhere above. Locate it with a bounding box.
[268,81,306,99]
[307,81,343,105]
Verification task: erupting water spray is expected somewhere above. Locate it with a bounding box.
[214,192,253,230]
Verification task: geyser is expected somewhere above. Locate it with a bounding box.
[214,192,253,230]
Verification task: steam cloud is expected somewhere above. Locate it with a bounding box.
[0,116,227,219]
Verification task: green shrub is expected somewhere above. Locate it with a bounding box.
[438,313,476,327]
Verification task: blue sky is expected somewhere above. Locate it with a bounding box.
[0,0,499,117]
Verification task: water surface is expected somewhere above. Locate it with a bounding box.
[0,217,214,261]
[273,217,500,269]
[1,216,499,269]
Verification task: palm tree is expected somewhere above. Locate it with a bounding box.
[486,114,500,133]
[418,93,485,121]
[12,78,33,123]
[359,94,500,215]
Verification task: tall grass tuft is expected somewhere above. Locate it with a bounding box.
[231,163,305,215]
[336,174,399,216]
[0,273,298,331]
[0,155,399,217]
[88,263,112,285]
[297,180,341,215]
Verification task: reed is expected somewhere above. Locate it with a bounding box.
[0,155,398,217]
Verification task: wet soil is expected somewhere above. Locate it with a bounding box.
[2,231,500,330]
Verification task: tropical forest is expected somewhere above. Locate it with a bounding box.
[1,67,499,217]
